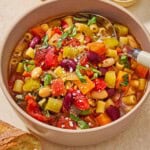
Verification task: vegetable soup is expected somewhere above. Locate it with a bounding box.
[8,13,149,130]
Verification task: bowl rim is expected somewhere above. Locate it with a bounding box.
[0,0,150,133]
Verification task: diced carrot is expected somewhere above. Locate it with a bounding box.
[74,76,95,94]
[87,42,106,56]
[135,63,149,78]
[95,113,112,126]
[30,26,45,38]
[116,47,122,54]
[22,71,31,77]
[116,71,131,92]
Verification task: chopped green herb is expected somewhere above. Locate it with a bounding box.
[120,55,130,68]
[44,74,52,86]
[91,72,99,80]
[57,26,77,48]
[120,74,129,87]
[70,114,80,122]
[70,114,89,129]
[40,34,49,49]
[22,60,35,72]
[75,65,86,82]
[79,109,91,115]
[78,120,89,129]
[88,16,97,26]
[73,17,88,22]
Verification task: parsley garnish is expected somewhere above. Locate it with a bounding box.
[87,16,97,26]
[120,55,130,68]
[120,74,129,87]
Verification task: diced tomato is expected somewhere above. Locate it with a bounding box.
[25,95,49,123]
[30,26,45,38]
[34,49,48,66]
[42,50,58,70]
[80,54,88,66]
[51,78,66,96]
[56,116,77,129]
[73,91,90,110]
[61,20,68,29]
[67,38,80,47]
[93,78,107,91]
[85,36,92,44]
[53,27,62,35]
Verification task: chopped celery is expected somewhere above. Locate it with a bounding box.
[44,73,52,86]
[23,78,40,92]
[79,109,91,115]
[88,16,97,26]
[45,98,63,113]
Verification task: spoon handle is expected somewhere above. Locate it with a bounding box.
[137,51,150,68]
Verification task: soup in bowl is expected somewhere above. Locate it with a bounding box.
[0,0,150,146]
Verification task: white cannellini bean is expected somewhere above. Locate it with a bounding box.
[102,58,115,67]
[31,67,43,79]
[39,86,51,98]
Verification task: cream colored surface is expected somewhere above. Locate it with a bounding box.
[0,0,150,149]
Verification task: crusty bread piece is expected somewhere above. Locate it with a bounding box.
[0,120,42,150]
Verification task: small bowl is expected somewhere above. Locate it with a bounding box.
[0,0,150,146]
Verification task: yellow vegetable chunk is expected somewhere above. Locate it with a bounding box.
[91,90,108,100]
[122,95,137,105]
[13,80,24,93]
[105,99,115,109]
[138,78,147,91]
[45,98,63,113]
[104,38,119,49]
[114,24,128,36]
[105,71,116,88]
[106,49,118,59]
[41,23,49,32]
[16,63,24,73]
[54,66,66,78]
[25,47,35,59]
[119,36,128,47]
[23,78,40,92]
[74,76,95,94]
[96,101,106,113]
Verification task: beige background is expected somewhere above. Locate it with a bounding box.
[0,0,150,149]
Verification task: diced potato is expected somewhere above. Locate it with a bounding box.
[16,63,24,73]
[106,49,118,59]
[119,36,128,47]
[13,80,24,93]
[23,78,40,92]
[96,101,106,113]
[130,80,139,88]
[105,71,116,88]
[105,99,115,109]
[138,78,147,91]
[114,24,128,36]
[91,90,108,100]
[25,47,35,59]
[54,66,66,78]
[122,95,137,105]
[104,38,119,49]
[45,98,63,113]
[63,46,80,59]
[125,86,135,96]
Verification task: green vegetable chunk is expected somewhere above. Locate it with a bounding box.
[44,73,52,86]
[45,98,63,113]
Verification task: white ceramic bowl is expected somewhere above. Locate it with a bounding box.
[0,0,150,146]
